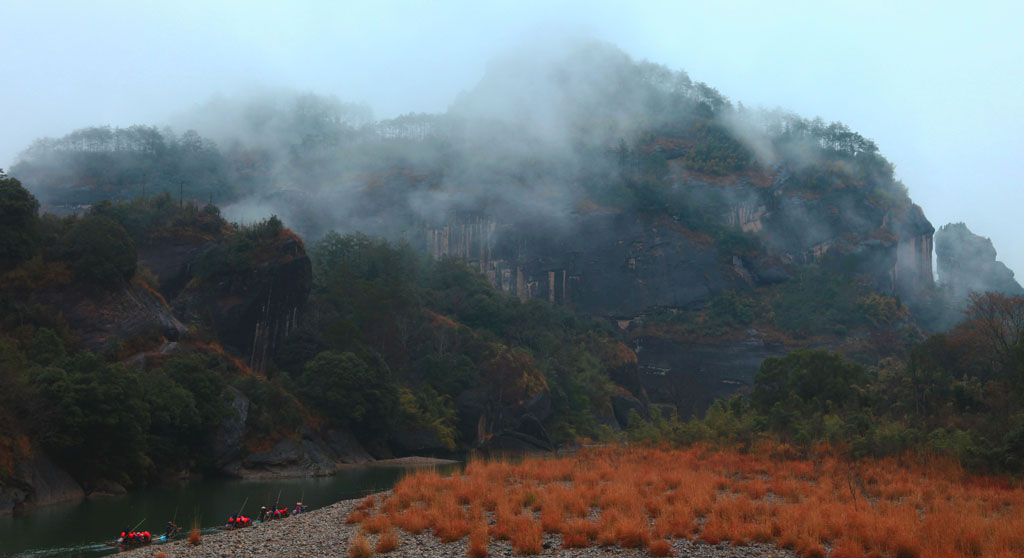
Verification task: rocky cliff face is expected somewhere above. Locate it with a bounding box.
[424,212,734,316]
[0,455,84,515]
[156,235,312,373]
[36,280,187,355]
[422,163,936,415]
[424,165,934,315]
[935,222,1023,300]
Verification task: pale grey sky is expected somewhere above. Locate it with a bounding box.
[2,0,1022,274]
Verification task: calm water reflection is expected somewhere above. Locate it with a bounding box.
[0,463,459,558]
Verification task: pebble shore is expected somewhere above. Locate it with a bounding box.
[130,494,799,558]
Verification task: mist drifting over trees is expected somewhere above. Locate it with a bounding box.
[12,41,908,248]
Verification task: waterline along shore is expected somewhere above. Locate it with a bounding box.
[128,493,797,558]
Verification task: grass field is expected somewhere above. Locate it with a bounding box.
[346,445,1024,557]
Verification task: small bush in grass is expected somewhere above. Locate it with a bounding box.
[561,531,589,549]
[375,528,399,554]
[348,534,373,558]
[346,511,369,525]
[187,526,201,546]
[393,508,429,534]
[613,515,649,548]
[355,495,376,511]
[508,515,543,555]
[361,514,391,534]
[648,538,673,557]
[467,522,489,558]
[560,520,592,549]
[431,507,471,543]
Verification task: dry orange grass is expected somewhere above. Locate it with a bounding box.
[347,534,373,558]
[648,538,673,557]
[375,527,399,554]
[467,520,490,558]
[361,514,391,534]
[358,445,1024,557]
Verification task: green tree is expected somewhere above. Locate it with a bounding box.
[295,351,399,438]
[58,215,136,286]
[752,349,869,417]
[0,170,40,269]
[32,354,150,484]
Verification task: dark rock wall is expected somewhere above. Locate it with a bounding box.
[174,238,311,372]
[424,212,729,317]
[421,168,937,417]
[0,455,84,515]
[36,281,187,355]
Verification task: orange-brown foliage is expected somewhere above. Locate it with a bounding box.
[467,521,489,558]
[648,538,673,557]
[369,445,1024,557]
[345,511,369,525]
[347,534,372,558]
[187,526,200,546]
[507,514,543,555]
[375,528,399,554]
[361,514,391,534]
[355,494,376,511]
[392,507,430,534]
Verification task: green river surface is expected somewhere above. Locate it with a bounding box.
[0,463,460,558]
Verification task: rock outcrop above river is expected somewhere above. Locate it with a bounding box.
[0,455,84,514]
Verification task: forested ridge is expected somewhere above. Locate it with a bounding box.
[0,171,633,495]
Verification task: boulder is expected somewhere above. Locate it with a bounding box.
[87,479,127,499]
[611,391,648,428]
[240,437,336,477]
[323,429,374,464]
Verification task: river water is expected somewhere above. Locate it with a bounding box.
[0,463,459,558]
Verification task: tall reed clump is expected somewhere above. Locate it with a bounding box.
[375,527,399,554]
[187,523,201,546]
[347,533,373,558]
[467,520,490,558]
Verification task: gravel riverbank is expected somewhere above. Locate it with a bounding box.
[130,494,799,558]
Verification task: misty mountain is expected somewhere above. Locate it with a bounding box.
[8,40,1012,415]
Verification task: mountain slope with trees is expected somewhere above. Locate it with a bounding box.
[4,41,1023,511]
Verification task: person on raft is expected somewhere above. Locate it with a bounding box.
[118,524,132,544]
[257,506,269,522]
[163,520,180,538]
[227,512,251,527]
[293,501,304,514]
